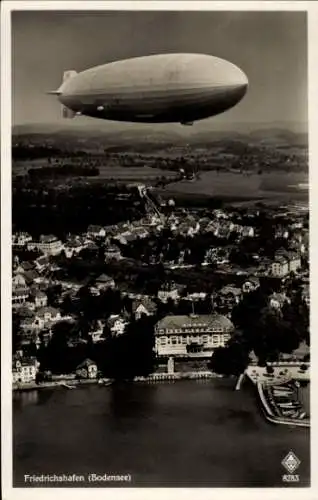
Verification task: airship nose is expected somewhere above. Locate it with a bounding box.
[225,63,248,92]
[219,62,248,107]
[235,69,248,96]
[193,55,248,107]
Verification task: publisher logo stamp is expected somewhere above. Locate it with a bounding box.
[282,451,301,482]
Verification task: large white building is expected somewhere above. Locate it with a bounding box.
[12,273,29,308]
[28,234,63,256]
[157,282,182,303]
[12,357,39,384]
[271,252,301,277]
[155,314,234,358]
[271,256,289,277]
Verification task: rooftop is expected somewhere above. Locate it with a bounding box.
[156,314,234,333]
[132,297,157,313]
[87,225,104,233]
[95,274,114,283]
[219,285,242,296]
[39,234,58,243]
[36,306,60,317]
[76,358,97,369]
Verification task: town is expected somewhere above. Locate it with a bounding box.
[12,179,309,408]
[9,8,311,490]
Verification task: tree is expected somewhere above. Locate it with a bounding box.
[209,342,250,376]
[252,307,300,363]
[42,321,73,373]
[100,316,156,380]
[231,288,268,335]
[12,314,22,353]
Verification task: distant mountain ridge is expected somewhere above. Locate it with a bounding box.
[13,119,307,135]
[12,119,308,157]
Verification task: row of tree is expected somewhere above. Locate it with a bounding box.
[210,287,309,375]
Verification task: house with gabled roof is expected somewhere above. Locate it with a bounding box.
[132,297,157,320]
[87,225,106,238]
[76,359,98,379]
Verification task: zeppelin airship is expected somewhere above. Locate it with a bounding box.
[49,53,248,126]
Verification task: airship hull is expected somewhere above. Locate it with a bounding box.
[58,53,248,124]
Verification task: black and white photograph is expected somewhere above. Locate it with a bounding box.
[1,1,316,497]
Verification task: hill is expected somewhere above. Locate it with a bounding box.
[12,121,307,152]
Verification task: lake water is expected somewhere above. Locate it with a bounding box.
[166,171,309,201]
[13,379,310,488]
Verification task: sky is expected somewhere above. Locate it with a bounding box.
[11,10,307,130]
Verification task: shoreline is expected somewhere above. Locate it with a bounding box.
[13,371,224,392]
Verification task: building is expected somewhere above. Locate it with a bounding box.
[16,261,35,273]
[177,221,200,237]
[87,225,106,239]
[12,232,32,247]
[241,226,255,238]
[157,282,182,303]
[185,292,207,302]
[132,227,149,239]
[132,297,157,320]
[218,285,242,309]
[301,284,310,307]
[12,273,29,308]
[269,292,291,310]
[107,315,128,336]
[93,274,116,292]
[114,231,136,245]
[206,221,220,236]
[12,357,39,384]
[288,252,301,273]
[76,359,98,379]
[36,306,62,324]
[271,256,289,277]
[34,256,50,273]
[63,240,84,258]
[28,235,63,256]
[275,227,290,240]
[12,287,29,308]
[89,320,105,343]
[155,313,234,358]
[242,278,260,294]
[204,248,219,264]
[197,218,210,233]
[12,273,28,289]
[31,290,48,309]
[21,307,65,332]
[104,245,122,262]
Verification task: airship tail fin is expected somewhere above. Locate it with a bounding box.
[63,70,78,82]
[47,70,77,96]
[61,70,78,118]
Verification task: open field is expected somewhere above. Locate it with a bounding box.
[97,165,176,180]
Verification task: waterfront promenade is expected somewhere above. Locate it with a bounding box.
[13,370,222,391]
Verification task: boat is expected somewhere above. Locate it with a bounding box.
[274,396,294,403]
[272,385,294,392]
[61,382,76,389]
[281,410,301,418]
[273,388,294,395]
[98,379,113,386]
[278,402,302,409]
